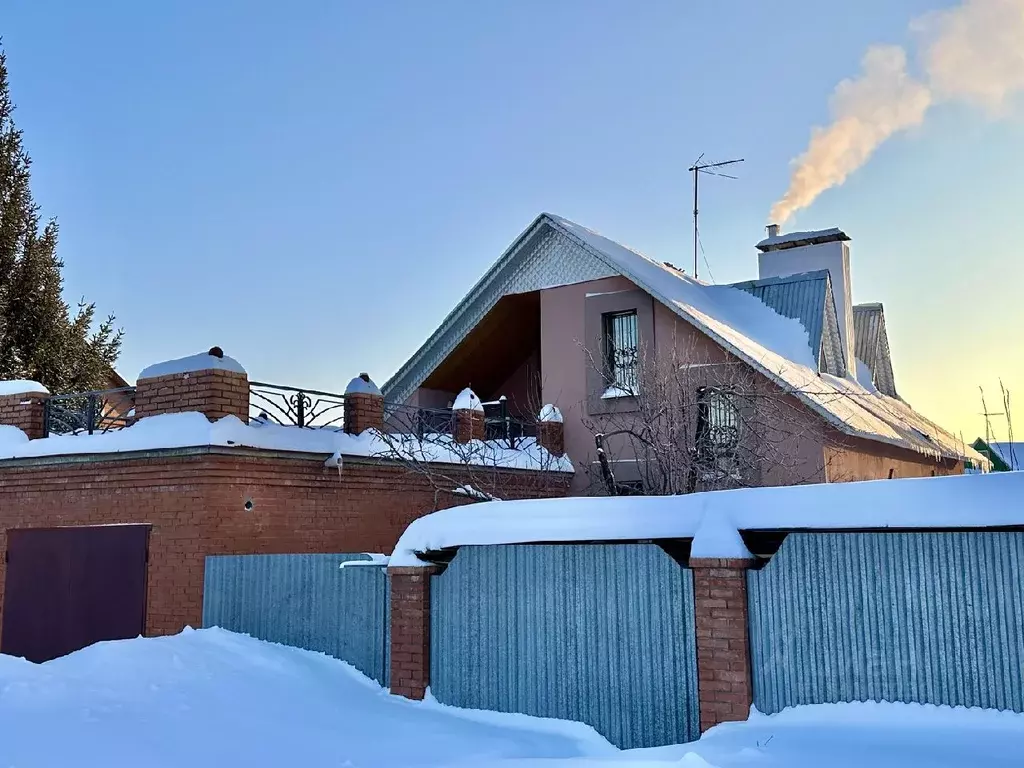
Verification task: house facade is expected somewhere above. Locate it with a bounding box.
[385,214,985,493]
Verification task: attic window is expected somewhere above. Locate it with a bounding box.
[603,310,639,395]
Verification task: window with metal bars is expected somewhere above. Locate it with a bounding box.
[695,387,741,478]
[602,310,639,394]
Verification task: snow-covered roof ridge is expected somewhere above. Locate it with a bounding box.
[542,214,982,466]
[0,380,49,396]
[390,472,1024,567]
[138,350,246,380]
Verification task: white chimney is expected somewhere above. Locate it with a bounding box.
[755,227,855,376]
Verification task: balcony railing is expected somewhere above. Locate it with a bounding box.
[39,380,543,448]
[248,381,346,429]
[42,387,136,437]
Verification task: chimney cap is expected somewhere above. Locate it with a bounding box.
[756,226,850,252]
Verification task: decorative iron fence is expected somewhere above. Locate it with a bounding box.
[42,387,136,437]
[248,381,346,428]
[384,403,456,439]
[482,398,537,448]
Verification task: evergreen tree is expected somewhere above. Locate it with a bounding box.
[0,44,122,392]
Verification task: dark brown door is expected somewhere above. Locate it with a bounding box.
[1,525,149,662]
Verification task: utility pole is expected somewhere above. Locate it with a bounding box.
[688,155,744,279]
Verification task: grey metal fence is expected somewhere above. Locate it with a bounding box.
[748,532,1024,715]
[202,553,390,685]
[430,543,699,749]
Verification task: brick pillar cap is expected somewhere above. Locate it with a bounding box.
[345,373,382,396]
[137,350,247,381]
[452,387,484,412]
[388,564,442,576]
[0,380,50,396]
[538,404,563,423]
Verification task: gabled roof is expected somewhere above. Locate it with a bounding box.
[853,303,898,398]
[384,213,984,465]
[730,270,846,378]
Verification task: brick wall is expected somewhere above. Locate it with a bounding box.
[0,391,47,439]
[0,450,569,637]
[135,369,249,421]
[344,393,384,434]
[690,558,756,732]
[388,566,440,699]
[454,411,485,443]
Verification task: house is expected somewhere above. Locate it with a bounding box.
[384,214,986,493]
[971,438,1023,471]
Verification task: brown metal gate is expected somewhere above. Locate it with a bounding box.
[1,525,149,662]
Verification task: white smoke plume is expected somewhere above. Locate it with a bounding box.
[771,0,1024,225]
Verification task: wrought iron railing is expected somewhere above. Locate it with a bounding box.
[482,398,537,448]
[384,403,456,439]
[248,381,346,428]
[42,387,136,437]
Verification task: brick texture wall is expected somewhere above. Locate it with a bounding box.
[344,393,384,434]
[0,451,569,637]
[691,558,756,732]
[135,370,249,421]
[388,566,440,699]
[0,391,47,439]
[454,410,485,444]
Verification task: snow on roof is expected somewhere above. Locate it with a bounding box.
[453,387,484,412]
[0,411,573,472]
[345,374,382,396]
[0,380,49,396]
[991,442,1024,471]
[390,471,1024,566]
[545,214,982,465]
[138,351,246,380]
[755,227,849,251]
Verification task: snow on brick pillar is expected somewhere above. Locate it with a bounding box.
[536,404,564,456]
[452,387,484,444]
[388,565,441,700]
[344,373,384,435]
[134,347,249,422]
[690,557,757,732]
[0,384,49,439]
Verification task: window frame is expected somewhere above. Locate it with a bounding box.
[695,386,742,480]
[602,309,639,396]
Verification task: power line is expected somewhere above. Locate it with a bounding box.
[688,155,744,279]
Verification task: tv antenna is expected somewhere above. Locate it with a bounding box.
[688,154,744,279]
[979,386,1004,445]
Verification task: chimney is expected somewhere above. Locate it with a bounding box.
[755,227,855,376]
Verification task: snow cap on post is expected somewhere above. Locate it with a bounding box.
[453,387,484,413]
[536,404,565,457]
[135,347,249,422]
[453,387,485,443]
[344,373,384,435]
[0,381,49,440]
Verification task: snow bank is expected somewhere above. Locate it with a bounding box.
[453,387,484,412]
[0,411,573,472]
[991,442,1024,471]
[0,379,49,396]
[0,628,614,768]
[390,471,1024,565]
[138,351,246,379]
[0,424,29,446]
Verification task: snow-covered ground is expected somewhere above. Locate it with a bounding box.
[1,629,1022,768]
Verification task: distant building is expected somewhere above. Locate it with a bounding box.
[971,439,1023,471]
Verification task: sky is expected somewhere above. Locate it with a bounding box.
[2,0,1021,443]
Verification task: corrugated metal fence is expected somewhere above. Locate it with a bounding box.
[203,553,390,684]
[430,543,699,749]
[748,532,1024,715]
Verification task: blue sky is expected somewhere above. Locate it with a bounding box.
[3,0,1021,441]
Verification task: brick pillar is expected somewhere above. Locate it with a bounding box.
[344,373,384,435]
[388,565,441,699]
[536,405,565,455]
[453,410,484,443]
[135,349,249,422]
[690,557,757,732]
[0,387,48,439]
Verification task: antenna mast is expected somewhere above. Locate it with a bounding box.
[979,386,1004,445]
[688,155,744,279]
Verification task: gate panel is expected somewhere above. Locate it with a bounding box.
[2,525,149,662]
[430,543,698,749]
[202,553,389,684]
[748,532,1024,715]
